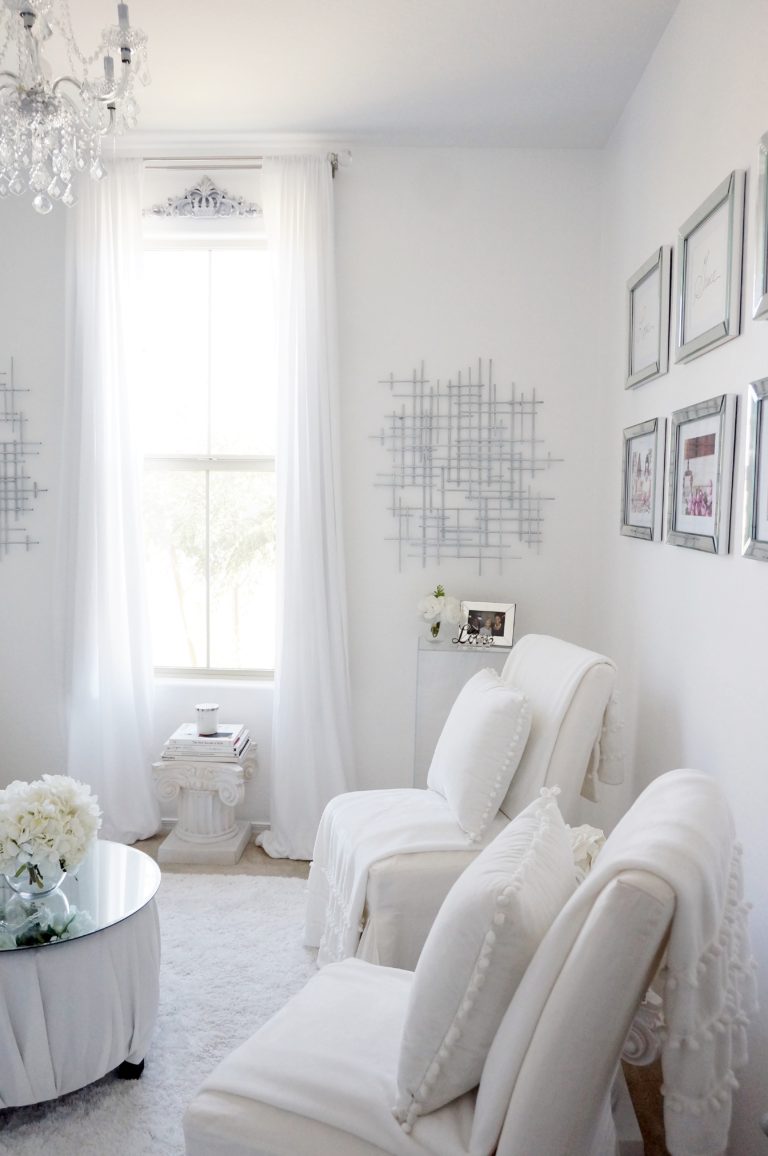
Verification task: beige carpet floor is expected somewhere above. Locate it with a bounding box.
[137,830,667,1155]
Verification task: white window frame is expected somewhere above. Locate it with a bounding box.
[143,237,276,681]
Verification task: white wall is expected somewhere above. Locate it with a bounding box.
[0,149,606,831]
[599,1,768,1148]
[0,199,67,777]
[336,147,606,792]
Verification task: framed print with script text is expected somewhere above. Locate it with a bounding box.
[667,394,737,554]
[626,247,671,388]
[675,171,745,363]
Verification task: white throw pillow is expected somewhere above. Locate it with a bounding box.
[427,668,531,840]
[393,792,577,1130]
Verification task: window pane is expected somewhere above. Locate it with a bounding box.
[210,249,277,456]
[140,250,210,456]
[143,471,207,668]
[208,471,276,670]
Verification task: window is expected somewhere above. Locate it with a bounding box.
[139,245,277,677]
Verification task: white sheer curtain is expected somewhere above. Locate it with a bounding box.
[60,158,159,843]
[259,154,355,860]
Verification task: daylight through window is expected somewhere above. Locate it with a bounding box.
[139,246,276,676]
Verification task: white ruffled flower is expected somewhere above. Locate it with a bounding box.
[0,775,102,885]
[568,823,606,883]
[417,585,463,625]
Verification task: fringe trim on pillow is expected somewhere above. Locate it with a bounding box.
[393,793,561,1133]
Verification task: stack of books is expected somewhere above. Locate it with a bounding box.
[161,723,250,763]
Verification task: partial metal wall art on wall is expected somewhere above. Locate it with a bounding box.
[371,360,561,574]
[0,358,45,556]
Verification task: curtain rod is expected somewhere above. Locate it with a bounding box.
[143,151,345,177]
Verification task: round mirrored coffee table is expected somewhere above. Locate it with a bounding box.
[0,840,161,1108]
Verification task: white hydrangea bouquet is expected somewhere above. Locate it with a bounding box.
[417,583,463,639]
[0,775,102,891]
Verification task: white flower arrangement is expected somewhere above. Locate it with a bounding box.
[417,583,463,638]
[0,775,102,890]
[567,822,606,883]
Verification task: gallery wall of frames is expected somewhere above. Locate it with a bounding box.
[621,138,768,562]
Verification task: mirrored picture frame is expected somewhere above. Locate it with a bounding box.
[460,601,515,647]
[742,377,768,560]
[674,171,745,363]
[753,134,768,319]
[667,394,737,554]
[620,418,666,541]
[626,247,671,388]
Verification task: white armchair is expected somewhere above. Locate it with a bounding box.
[306,633,620,969]
[184,770,754,1156]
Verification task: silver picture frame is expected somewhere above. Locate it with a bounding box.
[460,601,516,647]
[626,246,671,388]
[753,134,768,319]
[667,394,737,554]
[620,418,666,541]
[742,377,768,560]
[674,171,745,363]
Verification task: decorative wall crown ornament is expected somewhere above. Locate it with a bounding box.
[0,357,46,556]
[148,175,263,219]
[0,0,149,213]
[371,359,561,574]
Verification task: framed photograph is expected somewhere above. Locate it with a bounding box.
[742,377,768,560]
[626,246,671,388]
[753,134,768,319]
[674,170,745,363]
[620,418,666,541]
[667,394,737,554]
[461,601,516,647]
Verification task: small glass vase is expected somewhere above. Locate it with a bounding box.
[426,620,441,641]
[4,862,66,899]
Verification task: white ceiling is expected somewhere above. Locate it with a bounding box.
[64,0,679,147]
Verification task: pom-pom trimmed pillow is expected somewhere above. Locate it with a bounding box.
[427,668,531,840]
[393,791,577,1131]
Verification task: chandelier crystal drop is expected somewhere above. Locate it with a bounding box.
[0,0,148,212]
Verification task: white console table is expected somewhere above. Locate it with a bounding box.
[152,747,257,866]
[414,637,510,787]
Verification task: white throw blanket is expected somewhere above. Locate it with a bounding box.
[306,637,623,968]
[472,769,757,1156]
[305,789,508,966]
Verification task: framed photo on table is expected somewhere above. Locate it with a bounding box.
[461,601,516,647]
[620,418,666,541]
[675,170,745,363]
[742,377,768,560]
[667,394,737,554]
[626,246,671,388]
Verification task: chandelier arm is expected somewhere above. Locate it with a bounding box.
[52,72,130,107]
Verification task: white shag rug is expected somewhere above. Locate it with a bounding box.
[0,873,316,1155]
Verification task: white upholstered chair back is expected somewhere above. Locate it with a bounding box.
[474,868,674,1155]
[497,634,616,822]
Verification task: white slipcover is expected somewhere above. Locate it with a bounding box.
[306,634,619,970]
[185,774,720,1156]
[0,898,160,1107]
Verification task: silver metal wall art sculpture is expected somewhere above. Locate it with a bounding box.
[0,358,44,556]
[371,360,560,573]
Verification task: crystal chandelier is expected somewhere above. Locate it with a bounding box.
[0,0,148,213]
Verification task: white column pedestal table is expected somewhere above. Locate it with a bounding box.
[153,750,256,866]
